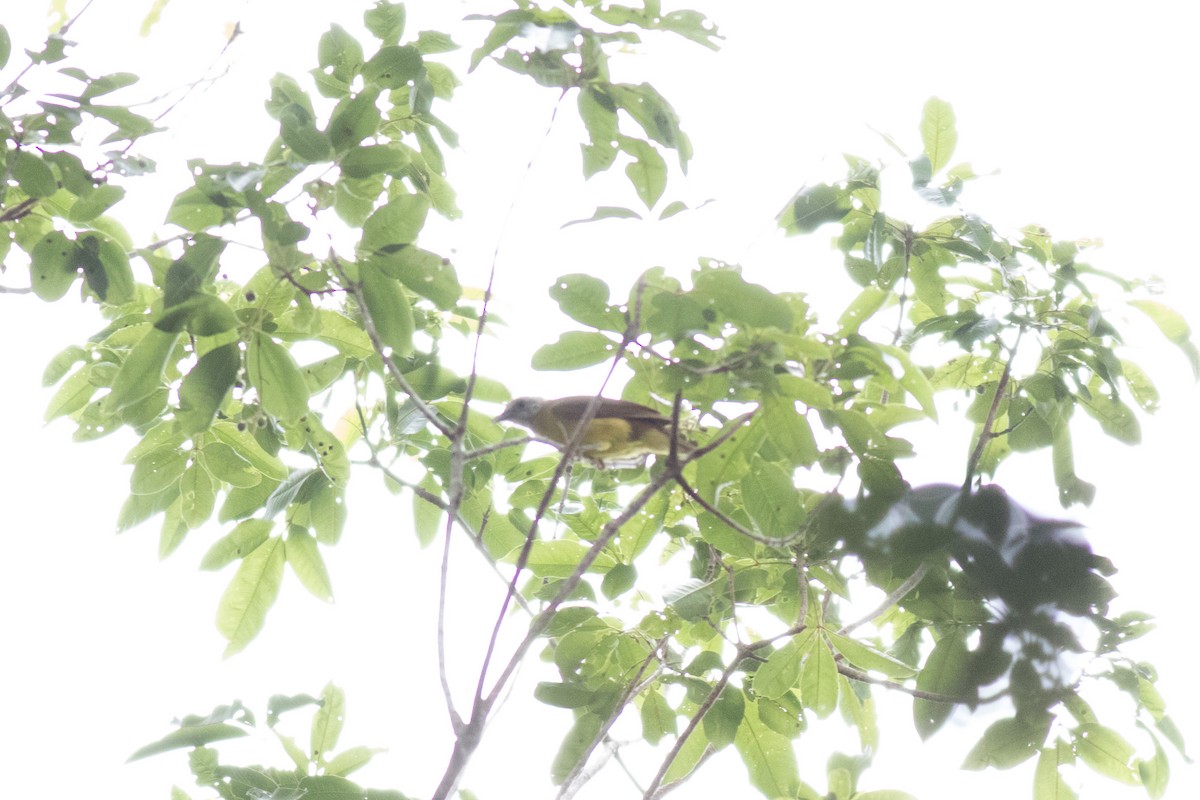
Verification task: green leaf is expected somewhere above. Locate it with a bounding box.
[280,103,332,162]
[549,273,623,330]
[733,697,801,798]
[692,267,794,332]
[1129,299,1200,378]
[78,232,134,304]
[561,206,642,228]
[328,90,382,153]
[200,519,273,571]
[550,712,604,786]
[913,632,971,738]
[620,136,667,208]
[29,231,80,301]
[325,745,383,778]
[1034,741,1078,800]
[361,193,430,252]
[362,45,423,89]
[359,261,415,355]
[1074,723,1138,784]
[660,718,710,785]
[200,441,261,489]
[44,366,98,421]
[179,463,216,529]
[212,421,290,480]
[601,563,637,599]
[963,715,1051,770]
[920,97,957,174]
[372,247,461,309]
[1051,418,1096,507]
[163,234,225,307]
[703,684,745,750]
[340,144,411,178]
[0,26,10,69]
[1137,736,1170,800]
[801,636,839,718]
[838,286,889,336]
[247,332,311,422]
[127,723,249,761]
[12,150,57,198]
[364,1,406,44]
[825,631,918,679]
[316,309,376,358]
[761,393,817,467]
[311,682,346,760]
[754,635,809,700]
[131,446,187,495]
[67,184,126,222]
[216,535,286,656]
[318,24,364,83]
[640,689,676,745]
[531,331,618,370]
[1078,394,1140,444]
[177,344,239,435]
[741,459,805,539]
[880,344,937,419]
[781,184,851,235]
[286,528,334,601]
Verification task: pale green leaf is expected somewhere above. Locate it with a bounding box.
[216,536,286,656]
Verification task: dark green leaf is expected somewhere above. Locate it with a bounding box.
[362,45,423,89]
[781,184,851,234]
[360,262,415,355]
[248,332,311,422]
[703,684,745,749]
[29,231,79,301]
[105,328,182,413]
[340,144,411,179]
[12,150,57,198]
[328,90,382,153]
[914,632,972,738]
[280,103,332,162]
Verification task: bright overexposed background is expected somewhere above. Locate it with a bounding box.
[2,1,1197,798]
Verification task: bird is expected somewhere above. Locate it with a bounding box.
[494,395,694,467]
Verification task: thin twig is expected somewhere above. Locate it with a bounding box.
[557,637,669,798]
[838,563,930,636]
[962,326,1025,491]
[836,662,964,703]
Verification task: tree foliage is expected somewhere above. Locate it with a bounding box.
[1,2,1193,799]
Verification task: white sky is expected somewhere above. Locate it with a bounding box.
[2,1,1198,799]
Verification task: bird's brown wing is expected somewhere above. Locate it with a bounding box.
[548,396,670,424]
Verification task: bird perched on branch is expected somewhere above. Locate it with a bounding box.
[495,396,694,467]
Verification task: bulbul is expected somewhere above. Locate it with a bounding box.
[495,396,694,466]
